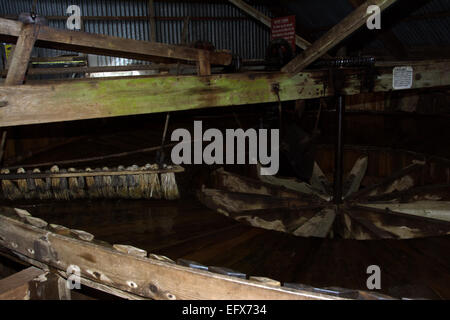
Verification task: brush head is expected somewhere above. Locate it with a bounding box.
[0,163,182,201]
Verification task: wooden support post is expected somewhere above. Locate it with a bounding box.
[0,266,45,300]
[5,24,37,86]
[282,0,398,74]
[148,0,156,42]
[197,50,211,76]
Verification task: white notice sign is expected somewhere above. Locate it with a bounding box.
[393,66,413,90]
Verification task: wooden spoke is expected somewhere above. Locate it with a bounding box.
[212,168,314,199]
[348,205,450,239]
[343,156,368,199]
[292,208,336,238]
[365,184,450,202]
[228,206,326,236]
[345,209,399,239]
[310,162,333,196]
[257,166,331,201]
[347,161,425,200]
[197,188,312,214]
[359,201,450,222]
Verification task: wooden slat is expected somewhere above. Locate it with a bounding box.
[282,0,398,73]
[4,25,37,86]
[0,266,45,300]
[0,18,231,66]
[0,211,340,300]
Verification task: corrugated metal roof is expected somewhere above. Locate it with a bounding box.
[1,0,448,64]
[282,0,450,51]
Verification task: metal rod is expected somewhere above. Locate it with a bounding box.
[334,95,345,204]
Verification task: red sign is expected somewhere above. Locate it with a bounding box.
[271,15,296,50]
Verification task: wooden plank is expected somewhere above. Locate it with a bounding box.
[4,25,37,86]
[282,0,398,73]
[0,18,231,66]
[2,64,191,76]
[0,211,340,300]
[0,266,45,300]
[0,71,329,127]
[1,59,449,127]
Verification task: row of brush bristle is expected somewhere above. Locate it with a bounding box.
[0,164,179,201]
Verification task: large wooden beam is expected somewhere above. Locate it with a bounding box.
[0,59,449,127]
[4,25,37,86]
[0,266,45,300]
[0,18,231,66]
[0,209,339,300]
[282,0,398,74]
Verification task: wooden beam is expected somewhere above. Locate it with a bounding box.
[197,50,211,76]
[0,266,45,300]
[148,0,157,42]
[282,0,398,74]
[228,0,323,53]
[0,18,232,66]
[4,25,37,86]
[2,64,191,76]
[0,209,340,300]
[1,59,449,127]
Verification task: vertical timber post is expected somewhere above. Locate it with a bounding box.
[5,24,38,86]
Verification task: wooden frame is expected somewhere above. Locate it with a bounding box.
[0,266,45,299]
[0,207,342,300]
[0,18,231,72]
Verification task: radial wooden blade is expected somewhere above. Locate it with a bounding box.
[336,210,396,240]
[359,201,450,222]
[348,205,450,239]
[310,162,333,196]
[232,206,326,236]
[292,208,336,238]
[343,156,368,199]
[211,168,314,199]
[365,184,450,203]
[348,160,425,200]
[256,165,331,201]
[197,187,312,214]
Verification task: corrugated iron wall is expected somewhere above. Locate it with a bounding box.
[0,0,272,66]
